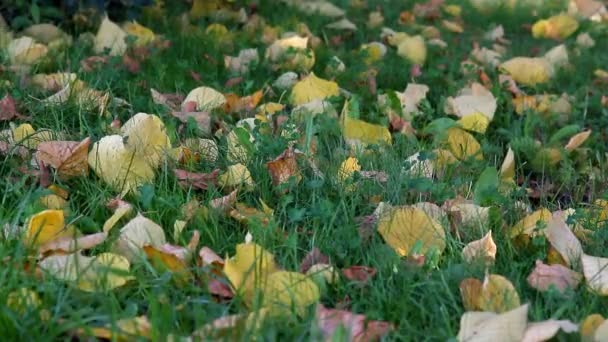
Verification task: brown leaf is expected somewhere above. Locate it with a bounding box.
[171,109,211,134]
[315,304,393,342]
[174,169,219,190]
[122,54,141,74]
[413,0,444,20]
[209,189,238,212]
[342,265,376,283]
[358,170,388,183]
[199,246,224,268]
[35,137,90,178]
[80,56,109,72]
[357,214,377,243]
[267,147,301,189]
[0,95,27,121]
[208,278,234,298]
[527,260,581,293]
[150,89,184,111]
[300,247,330,273]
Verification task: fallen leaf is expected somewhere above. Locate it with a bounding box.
[123,21,155,46]
[7,36,48,65]
[39,252,133,292]
[527,260,581,293]
[460,278,483,311]
[35,137,90,178]
[532,14,579,40]
[509,208,552,239]
[112,213,167,261]
[294,1,345,17]
[223,90,264,113]
[218,164,254,190]
[0,95,27,121]
[224,48,259,74]
[545,216,583,267]
[580,314,605,342]
[260,271,319,316]
[102,200,133,233]
[462,231,497,265]
[315,304,393,341]
[267,147,301,189]
[341,100,392,148]
[499,57,552,86]
[174,168,219,190]
[291,73,339,106]
[522,319,578,342]
[457,304,528,342]
[223,242,277,299]
[397,35,427,65]
[39,232,107,255]
[342,265,377,283]
[209,189,238,212]
[479,274,521,313]
[182,86,226,111]
[581,253,608,295]
[24,209,73,246]
[265,36,314,71]
[565,130,591,152]
[377,207,446,257]
[191,310,267,339]
[443,127,483,160]
[94,16,127,56]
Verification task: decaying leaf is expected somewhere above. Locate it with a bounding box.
[527,260,581,293]
[94,16,127,56]
[35,138,90,178]
[545,216,583,267]
[315,304,393,341]
[509,208,552,239]
[267,147,302,189]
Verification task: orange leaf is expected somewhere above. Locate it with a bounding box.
[35,138,90,178]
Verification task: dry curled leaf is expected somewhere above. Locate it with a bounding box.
[174,168,219,190]
[342,265,377,283]
[462,231,497,265]
[267,147,301,189]
[315,304,393,341]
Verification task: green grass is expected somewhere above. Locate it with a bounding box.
[1,0,608,340]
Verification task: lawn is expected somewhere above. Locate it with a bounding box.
[1,0,608,340]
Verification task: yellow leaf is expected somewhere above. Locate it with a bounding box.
[77,253,133,292]
[103,202,133,233]
[337,157,361,183]
[218,163,254,190]
[499,147,515,181]
[341,101,391,147]
[499,57,552,86]
[458,113,490,134]
[396,35,426,65]
[377,207,446,257]
[223,243,277,299]
[445,82,496,126]
[565,130,591,152]
[460,278,483,311]
[89,113,169,195]
[25,209,73,246]
[290,73,339,106]
[122,21,155,46]
[112,213,167,261]
[7,36,48,65]
[265,36,315,71]
[94,16,127,56]
[479,274,521,313]
[444,127,483,160]
[227,129,252,164]
[261,271,320,316]
[532,14,579,40]
[121,113,170,168]
[580,314,605,342]
[88,135,155,195]
[6,288,41,313]
[39,194,68,210]
[509,208,552,239]
[183,86,226,111]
